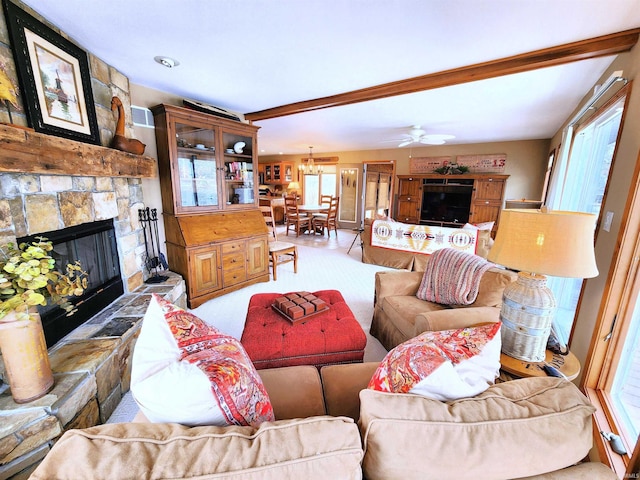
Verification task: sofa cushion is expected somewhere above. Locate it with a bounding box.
[320,362,380,421]
[29,417,364,480]
[358,377,596,480]
[463,222,494,258]
[368,322,501,400]
[258,365,326,420]
[131,294,274,427]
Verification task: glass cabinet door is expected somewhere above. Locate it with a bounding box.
[175,123,219,210]
[222,131,254,205]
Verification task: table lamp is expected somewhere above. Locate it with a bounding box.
[487,208,598,362]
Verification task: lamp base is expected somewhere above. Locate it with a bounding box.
[500,271,556,362]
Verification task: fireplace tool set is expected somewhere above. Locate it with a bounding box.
[138,207,169,283]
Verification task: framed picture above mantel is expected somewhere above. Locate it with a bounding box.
[2,0,100,145]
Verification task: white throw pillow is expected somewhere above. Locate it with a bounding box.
[131,294,274,426]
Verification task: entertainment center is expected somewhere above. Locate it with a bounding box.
[396,174,509,234]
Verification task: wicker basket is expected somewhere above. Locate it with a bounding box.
[499,272,556,362]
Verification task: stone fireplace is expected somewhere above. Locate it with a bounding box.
[18,219,124,347]
[0,125,187,479]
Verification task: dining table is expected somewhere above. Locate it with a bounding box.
[297,204,329,214]
[297,204,330,235]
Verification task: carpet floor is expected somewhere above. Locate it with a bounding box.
[107,226,393,423]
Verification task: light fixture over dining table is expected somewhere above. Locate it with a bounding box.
[299,146,323,174]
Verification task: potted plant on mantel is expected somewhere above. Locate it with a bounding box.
[0,238,87,403]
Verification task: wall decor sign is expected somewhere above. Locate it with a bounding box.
[409,156,451,174]
[456,154,507,173]
[2,0,100,144]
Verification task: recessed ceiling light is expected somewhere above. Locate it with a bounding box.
[154,56,180,68]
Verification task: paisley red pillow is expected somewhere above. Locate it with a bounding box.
[132,294,274,426]
[369,322,502,401]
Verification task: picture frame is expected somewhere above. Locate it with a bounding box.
[2,0,100,144]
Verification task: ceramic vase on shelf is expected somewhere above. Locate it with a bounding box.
[0,309,54,403]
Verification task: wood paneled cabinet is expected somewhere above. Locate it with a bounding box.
[264,162,294,185]
[395,174,508,235]
[470,176,508,227]
[163,212,270,308]
[396,176,422,224]
[152,104,269,307]
[151,104,260,214]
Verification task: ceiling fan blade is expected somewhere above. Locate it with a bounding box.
[419,138,446,145]
[424,134,455,142]
[398,140,414,147]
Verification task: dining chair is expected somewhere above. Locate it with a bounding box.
[284,195,311,236]
[260,205,298,280]
[319,194,333,210]
[313,196,339,237]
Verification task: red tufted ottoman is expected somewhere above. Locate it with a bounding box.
[241,290,367,369]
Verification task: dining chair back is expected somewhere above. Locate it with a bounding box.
[284,195,311,236]
[313,196,340,237]
[319,194,333,209]
[259,206,277,240]
[260,205,298,280]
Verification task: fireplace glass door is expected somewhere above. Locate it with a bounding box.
[19,219,123,347]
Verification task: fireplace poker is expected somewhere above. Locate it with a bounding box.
[150,208,169,269]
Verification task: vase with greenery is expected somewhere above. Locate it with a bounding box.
[0,237,87,403]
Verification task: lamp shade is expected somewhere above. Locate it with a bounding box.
[287,181,300,191]
[487,209,598,278]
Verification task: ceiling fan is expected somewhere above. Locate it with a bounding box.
[397,125,455,147]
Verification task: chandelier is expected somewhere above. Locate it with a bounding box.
[299,146,323,174]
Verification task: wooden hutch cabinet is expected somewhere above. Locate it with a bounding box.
[152,104,269,307]
[264,162,295,185]
[395,174,509,235]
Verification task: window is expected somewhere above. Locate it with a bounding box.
[574,82,640,477]
[302,165,336,204]
[584,146,640,477]
[610,294,640,442]
[546,90,626,345]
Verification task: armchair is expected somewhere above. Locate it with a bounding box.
[370,268,517,351]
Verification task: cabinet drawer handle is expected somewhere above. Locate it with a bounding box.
[488,178,493,182]
[407,197,411,201]
[485,201,490,204]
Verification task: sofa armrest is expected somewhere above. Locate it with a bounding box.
[414,306,500,335]
[375,270,423,304]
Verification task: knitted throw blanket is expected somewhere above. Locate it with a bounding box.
[416,248,494,305]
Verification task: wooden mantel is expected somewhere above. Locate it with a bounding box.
[0,124,156,178]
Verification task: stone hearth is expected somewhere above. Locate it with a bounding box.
[0,272,186,479]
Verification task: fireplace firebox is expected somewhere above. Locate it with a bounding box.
[18,219,124,347]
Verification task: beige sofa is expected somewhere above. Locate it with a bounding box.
[30,362,616,480]
[371,267,517,351]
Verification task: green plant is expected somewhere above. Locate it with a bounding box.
[0,237,87,321]
[434,164,470,175]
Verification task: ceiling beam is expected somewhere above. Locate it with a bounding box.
[245,28,640,122]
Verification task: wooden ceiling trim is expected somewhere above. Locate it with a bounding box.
[246,28,640,122]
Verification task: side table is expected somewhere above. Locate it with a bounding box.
[500,350,581,381]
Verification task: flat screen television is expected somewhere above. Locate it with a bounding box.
[421,185,473,225]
